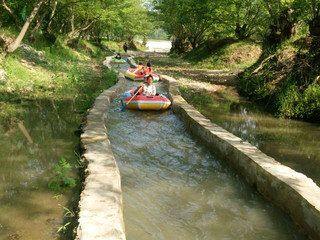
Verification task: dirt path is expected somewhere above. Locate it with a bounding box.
[129,51,241,97]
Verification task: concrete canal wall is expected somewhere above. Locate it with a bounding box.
[77,55,320,240]
[76,56,127,240]
[159,74,320,240]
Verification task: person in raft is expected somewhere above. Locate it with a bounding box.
[143,62,152,76]
[130,75,156,96]
[133,62,144,75]
[142,75,156,96]
[115,53,122,59]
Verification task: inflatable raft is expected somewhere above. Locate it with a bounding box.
[122,91,171,110]
[125,68,159,82]
[111,59,126,64]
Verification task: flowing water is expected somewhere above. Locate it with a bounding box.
[106,58,307,240]
[0,48,316,239]
[0,99,81,239]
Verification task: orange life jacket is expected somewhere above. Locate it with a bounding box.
[144,66,152,76]
[133,65,144,74]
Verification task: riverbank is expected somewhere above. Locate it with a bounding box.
[0,36,118,239]
[238,37,320,121]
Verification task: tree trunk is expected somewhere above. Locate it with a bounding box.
[1,0,19,28]
[29,8,49,41]
[170,35,190,53]
[6,0,44,54]
[263,7,297,48]
[127,35,137,50]
[46,0,58,33]
[309,16,320,36]
[235,23,248,40]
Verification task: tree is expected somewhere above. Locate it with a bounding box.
[1,0,19,28]
[262,0,299,46]
[6,0,45,54]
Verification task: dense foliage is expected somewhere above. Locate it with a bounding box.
[238,38,320,121]
[153,0,320,51]
[0,0,151,54]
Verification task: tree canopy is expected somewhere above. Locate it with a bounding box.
[0,0,151,53]
[1,0,320,54]
[152,0,320,52]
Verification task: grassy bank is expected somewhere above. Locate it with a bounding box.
[181,38,262,70]
[238,37,320,121]
[0,34,117,126]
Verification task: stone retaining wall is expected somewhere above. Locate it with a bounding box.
[161,74,320,240]
[76,56,127,240]
[77,54,320,240]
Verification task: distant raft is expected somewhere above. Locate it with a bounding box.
[125,68,159,82]
[111,59,126,64]
[122,90,171,110]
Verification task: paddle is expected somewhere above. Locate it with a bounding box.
[121,86,143,111]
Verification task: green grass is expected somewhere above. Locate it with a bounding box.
[102,41,124,53]
[184,39,262,70]
[0,30,118,124]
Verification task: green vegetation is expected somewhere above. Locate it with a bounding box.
[238,38,320,121]
[48,158,76,191]
[0,30,118,128]
[184,39,262,70]
[152,0,320,121]
[57,204,76,234]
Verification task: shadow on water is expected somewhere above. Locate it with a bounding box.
[199,98,320,186]
[0,98,82,240]
[105,58,307,240]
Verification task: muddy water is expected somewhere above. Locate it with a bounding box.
[0,100,81,240]
[199,101,320,186]
[139,40,320,187]
[106,58,307,240]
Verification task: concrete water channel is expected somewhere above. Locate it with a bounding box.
[77,54,320,239]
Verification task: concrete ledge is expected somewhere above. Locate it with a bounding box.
[77,57,127,240]
[127,56,138,68]
[161,74,320,240]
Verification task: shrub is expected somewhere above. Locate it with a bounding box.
[48,158,76,191]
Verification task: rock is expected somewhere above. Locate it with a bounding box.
[0,34,13,52]
[23,85,34,93]
[18,44,46,64]
[7,86,15,93]
[0,69,7,85]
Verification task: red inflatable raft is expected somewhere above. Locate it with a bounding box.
[125,68,160,82]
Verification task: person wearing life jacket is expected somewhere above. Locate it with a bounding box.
[144,62,153,76]
[133,62,144,74]
[143,62,152,82]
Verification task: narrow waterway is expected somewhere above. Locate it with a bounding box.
[135,41,320,188]
[106,57,307,240]
[0,99,81,240]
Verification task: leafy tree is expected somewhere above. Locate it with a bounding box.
[6,0,45,54]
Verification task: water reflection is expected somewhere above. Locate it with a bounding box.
[200,99,320,185]
[0,99,80,240]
